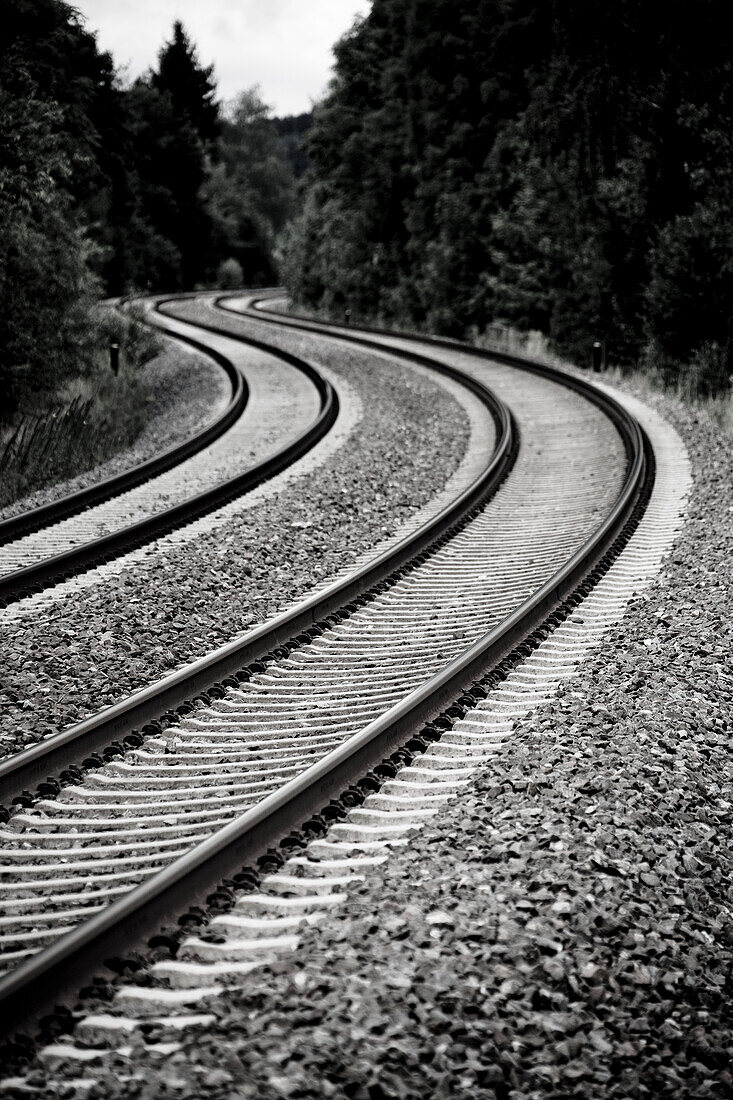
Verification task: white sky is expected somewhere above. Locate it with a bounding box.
[73,0,371,116]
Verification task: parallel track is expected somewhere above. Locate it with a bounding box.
[0,302,334,604]
[0,300,649,1042]
[0,309,245,547]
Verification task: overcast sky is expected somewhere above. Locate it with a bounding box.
[74,0,371,116]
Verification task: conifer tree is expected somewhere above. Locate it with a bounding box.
[142,21,219,288]
[151,21,219,145]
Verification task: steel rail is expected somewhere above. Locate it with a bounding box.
[0,330,513,805]
[222,293,640,467]
[0,310,246,547]
[241,290,604,385]
[0,301,337,605]
[0,306,649,1036]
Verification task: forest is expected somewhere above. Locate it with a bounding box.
[2,0,732,426]
[0,0,305,419]
[284,0,733,396]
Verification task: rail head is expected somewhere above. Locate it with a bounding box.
[0,297,650,1038]
[0,308,246,547]
[238,292,645,466]
[0,322,513,805]
[0,301,338,606]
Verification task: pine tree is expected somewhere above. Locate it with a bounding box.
[138,21,221,288]
[151,21,219,145]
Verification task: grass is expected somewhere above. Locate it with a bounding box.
[0,307,161,510]
[469,322,733,437]
[468,322,569,369]
[603,364,733,436]
[274,298,733,437]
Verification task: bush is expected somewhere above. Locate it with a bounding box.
[643,202,733,397]
[216,257,244,289]
[0,357,148,508]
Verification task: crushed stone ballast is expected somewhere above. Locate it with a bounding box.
[0,309,510,803]
[0,300,334,606]
[23,387,688,1098]
[0,308,646,1043]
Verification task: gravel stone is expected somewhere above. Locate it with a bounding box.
[0,326,470,756]
[52,385,731,1100]
[0,341,230,522]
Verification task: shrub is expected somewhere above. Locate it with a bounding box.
[0,305,160,508]
[644,203,733,397]
[216,257,244,289]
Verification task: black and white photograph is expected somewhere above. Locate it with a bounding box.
[0,1,731,1096]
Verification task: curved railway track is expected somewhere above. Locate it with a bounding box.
[0,314,244,545]
[0,301,335,605]
[0,296,656,1059]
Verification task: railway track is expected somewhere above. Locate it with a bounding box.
[0,297,665,1078]
[0,310,243,545]
[0,299,333,605]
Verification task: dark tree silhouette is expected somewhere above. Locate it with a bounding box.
[0,3,299,415]
[0,0,106,416]
[151,20,219,145]
[283,0,733,393]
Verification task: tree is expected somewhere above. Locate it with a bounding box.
[202,88,295,284]
[271,113,313,179]
[151,21,219,145]
[283,0,733,393]
[114,20,222,291]
[0,0,103,417]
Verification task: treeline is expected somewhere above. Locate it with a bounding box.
[283,0,733,394]
[1,0,307,417]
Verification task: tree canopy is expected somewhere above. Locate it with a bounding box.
[0,0,104,416]
[151,20,219,144]
[0,1,303,416]
[283,0,733,391]
[3,0,731,415]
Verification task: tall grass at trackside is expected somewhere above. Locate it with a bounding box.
[272,298,733,437]
[470,323,733,438]
[0,307,161,509]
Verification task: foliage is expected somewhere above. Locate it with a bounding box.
[0,1,309,513]
[202,88,295,285]
[0,1,103,419]
[271,113,313,179]
[0,0,303,456]
[216,258,245,289]
[151,20,219,144]
[3,0,301,306]
[0,304,157,505]
[0,362,147,508]
[0,395,95,505]
[95,305,162,371]
[284,0,733,395]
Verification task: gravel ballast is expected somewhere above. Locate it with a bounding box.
[49,385,732,1100]
[0,325,472,755]
[0,341,230,522]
